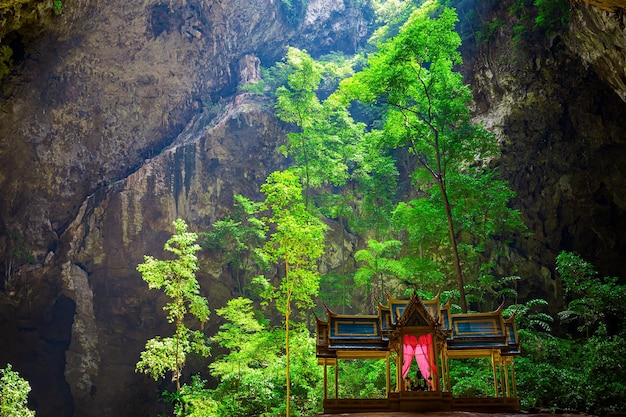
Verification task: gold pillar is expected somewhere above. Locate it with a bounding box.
[323,360,328,399]
[503,358,511,397]
[511,359,518,398]
[499,358,505,397]
[335,360,339,399]
[491,350,499,397]
[386,352,391,395]
[440,345,450,392]
[395,353,401,392]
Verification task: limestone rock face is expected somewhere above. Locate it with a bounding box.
[300,0,371,54]
[579,0,626,12]
[464,0,626,303]
[0,0,370,416]
[568,2,626,102]
[238,54,262,85]
[54,94,289,416]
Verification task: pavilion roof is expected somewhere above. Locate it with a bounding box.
[316,294,521,359]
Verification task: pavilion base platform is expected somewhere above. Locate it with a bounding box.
[452,396,521,412]
[323,392,520,414]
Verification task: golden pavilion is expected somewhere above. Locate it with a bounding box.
[315,293,521,413]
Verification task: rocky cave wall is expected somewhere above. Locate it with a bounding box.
[0,0,625,416]
[0,0,370,416]
[459,0,626,304]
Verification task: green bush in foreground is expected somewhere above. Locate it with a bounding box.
[0,364,35,417]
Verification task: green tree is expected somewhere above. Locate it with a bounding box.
[210,297,323,416]
[210,297,282,416]
[275,48,363,209]
[349,129,399,237]
[211,298,266,394]
[503,297,553,334]
[354,238,406,310]
[259,170,326,416]
[201,195,268,296]
[275,48,325,208]
[0,364,35,417]
[465,273,520,311]
[556,251,626,337]
[161,374,218,417]
[512,254,626,414]
[339,1,524,311]
[135,219,211,399]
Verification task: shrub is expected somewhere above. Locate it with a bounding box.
[0,364,35,417]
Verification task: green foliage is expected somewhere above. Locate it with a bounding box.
[533,0,571,32]
[504,298,553,334]
[516,333,626,414]
[273,47,400,239]
[0,45,12,81]
[162,375,218,417]
[0,364,35,417]
[260,170,327,314]
[210,298,323,416]
[278,0,308,27]
[200,195,268,295]
[53,0,62,14]
[210,298,283,416]
[556,251,626,337]
[3,231,35,285]
[210,297,270,383]
[238,80,267,96]
[341,4,471,308]
[258,170,326,416]
[275,48,325,200]
[369,0,422,45]
[448,358,493,397]
[261,63,293,97]
[319,271,354,314]
[348,129,398,236]
[316,52,363,95]
[465,274,519,311]
[338,359,392,399]
[136,219,211,394]
[512,254,626,414]
[476,18,504,44]
[354,239,406,310]
[438,0,500,45]
[275,48,366,209]
[392,198,448,289]
[337,2,529,311]
[509,0,571,45]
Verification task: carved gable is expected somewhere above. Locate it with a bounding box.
[395,295,439,329]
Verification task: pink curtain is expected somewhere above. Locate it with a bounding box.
[401,334,417,378]
[402,334,438,390]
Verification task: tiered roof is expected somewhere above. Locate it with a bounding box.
[316,294,520,359]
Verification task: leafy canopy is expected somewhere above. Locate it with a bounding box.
[201,194,268,296]
[0,364,35,417]
[258,170,326,416]
[136,219,211,392]
[260,170,327,314]
[556,250,626,337]
[337,1,524,311]
[354,239,407,310]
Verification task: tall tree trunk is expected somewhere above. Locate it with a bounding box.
[438,179,468,313]
[284,235,291,417]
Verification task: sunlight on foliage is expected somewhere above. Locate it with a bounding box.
[136,219,210,398]
[0,364,35,417]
